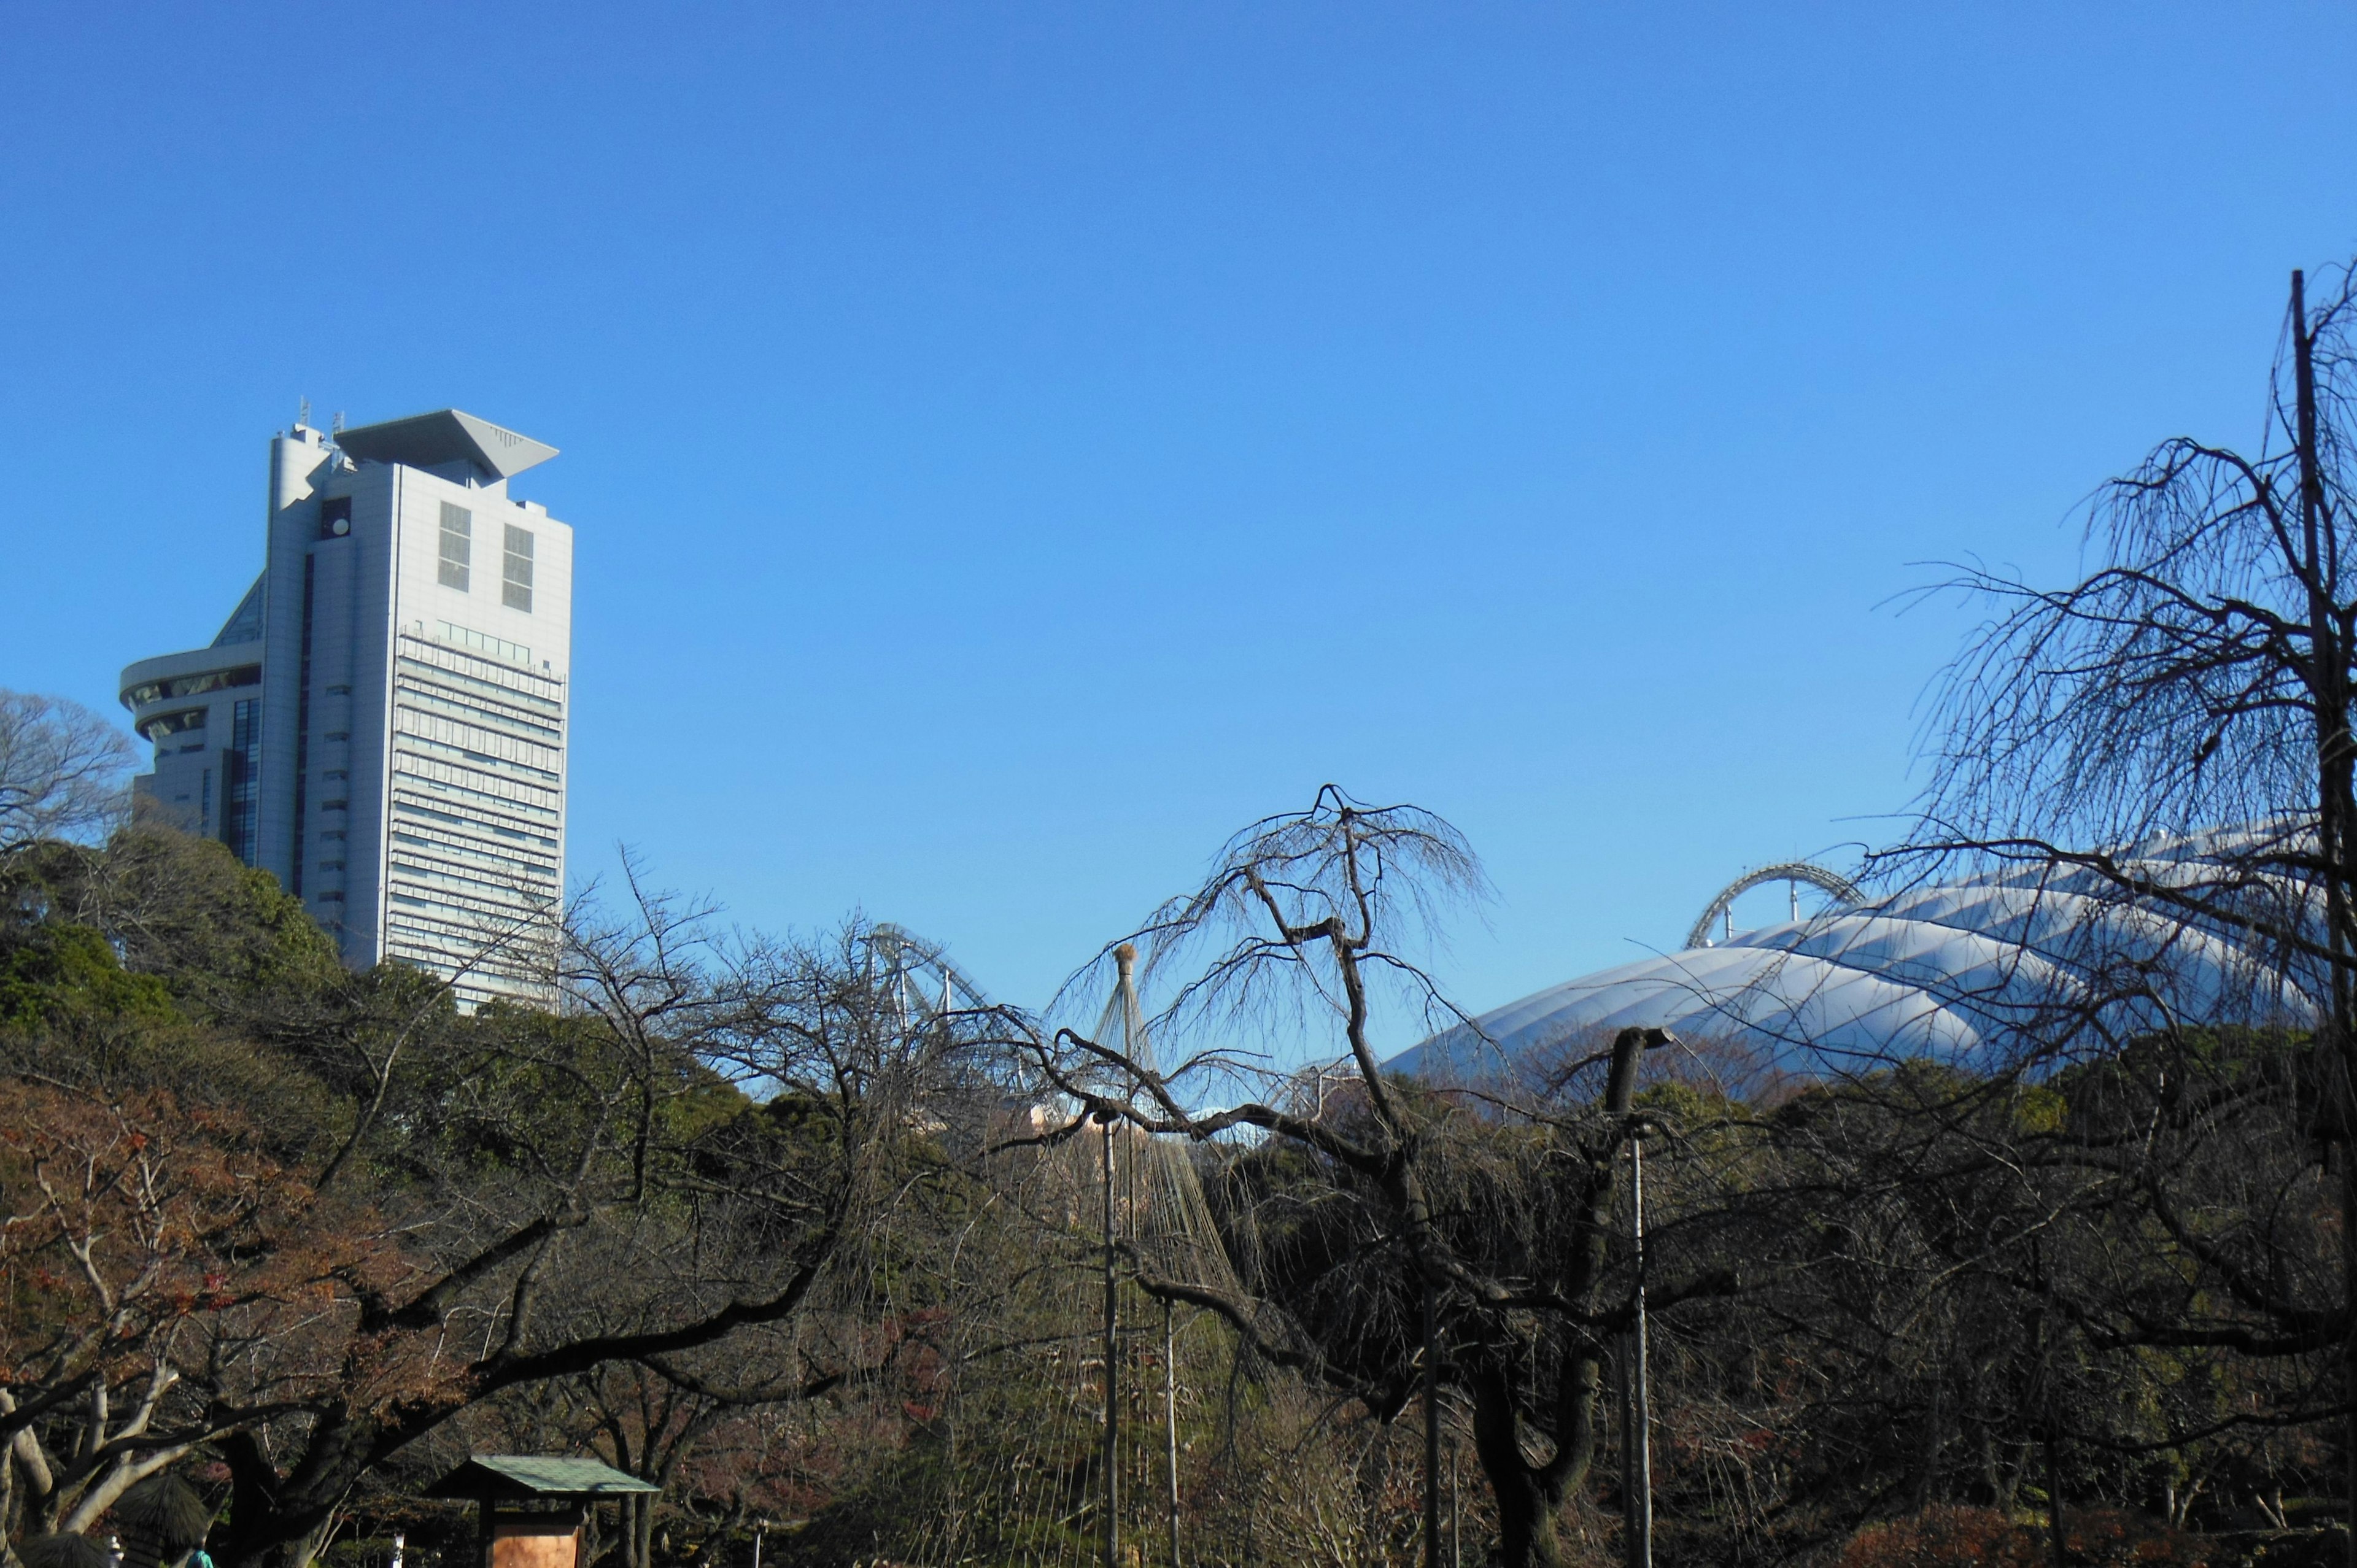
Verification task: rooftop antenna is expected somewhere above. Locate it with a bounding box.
[296,395,312,430]
[332,410,346,433]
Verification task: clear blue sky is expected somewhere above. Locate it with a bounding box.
[5,4,2354,1038]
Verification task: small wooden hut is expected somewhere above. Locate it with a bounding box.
[425,1457,659,1568]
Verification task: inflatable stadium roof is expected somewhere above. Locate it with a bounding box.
[1388,826,2322,1084]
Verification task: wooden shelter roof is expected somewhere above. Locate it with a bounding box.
[425,1456,659,1500]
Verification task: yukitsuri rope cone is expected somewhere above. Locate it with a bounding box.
[110,1475,211,1568]
[18,1535,112,1568]
[904,946,1247,1568]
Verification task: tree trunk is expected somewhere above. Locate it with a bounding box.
[2046,1421,2068,1568]
[1458,1027,1651,1568]
[1470,1374,1568,1568]
[60,1446,196,1535]
[284,1515,339,1568]
[208,1430,347,1568]
[2289,266,2357,1568]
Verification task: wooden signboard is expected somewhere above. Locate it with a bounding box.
[490,1512,586,1568]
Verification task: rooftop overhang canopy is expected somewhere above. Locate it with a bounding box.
[425,1456,659,1502]
[335,409,558,481]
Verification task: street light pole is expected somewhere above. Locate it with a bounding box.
[1424,1276,1441,1567]
[1624,1131,1654,1568]
[1104,1116,1120,1568]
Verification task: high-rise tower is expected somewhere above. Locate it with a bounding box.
[120,410,574,1006]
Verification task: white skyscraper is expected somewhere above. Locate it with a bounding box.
[120,409,574,1006]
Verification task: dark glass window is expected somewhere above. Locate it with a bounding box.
[222,698,260,865]
[137,707,207,743]
[123,665,260,707]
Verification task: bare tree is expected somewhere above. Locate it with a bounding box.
[0,873,954,1568]
[1013,787,1733,1567]
[1912,260,2357,1553]
[0,692,134,854]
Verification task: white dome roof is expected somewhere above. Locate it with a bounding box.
[1390,830,2320,1083]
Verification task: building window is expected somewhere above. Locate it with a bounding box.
[502,525,534,611]
[432,620,532,666]
[439,503,473,590]
[223,699,260,866]
[137,706,207,743]
[122,665,260,706]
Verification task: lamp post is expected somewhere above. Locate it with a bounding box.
[1103,1114,1120,1568]
[1623,1126,1653,1568]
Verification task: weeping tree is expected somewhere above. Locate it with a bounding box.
[1913,261,2357,1547]
[1016,786,1733,1567]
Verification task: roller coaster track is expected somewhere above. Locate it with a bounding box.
[1686,862,1863,950]
[867,921,992,1027]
